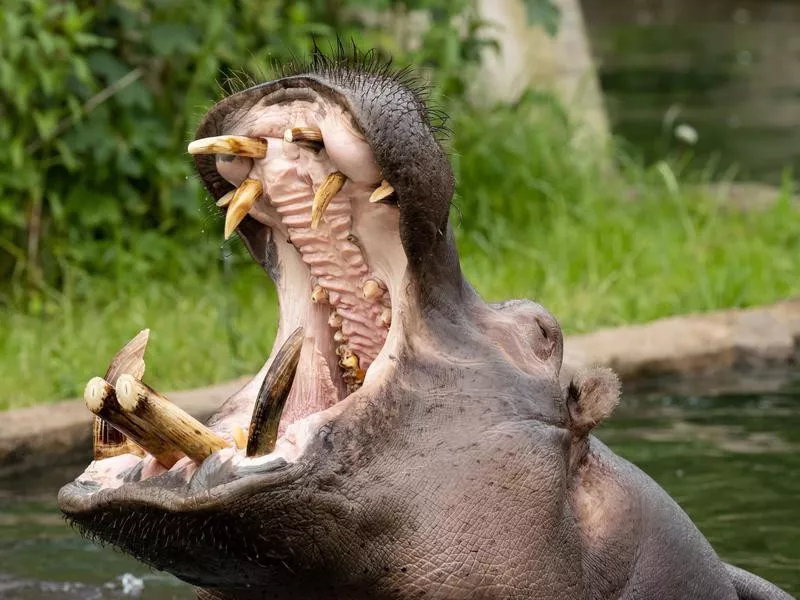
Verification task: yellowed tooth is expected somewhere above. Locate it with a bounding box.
[216,190,235,208]
[328,312,343,329]
[232,425,247,450]
[187,135,267,158]
[340,352,359,370]
[362,279,383,300]
[115,375,229,463]
[283,127,323,144]
[85,376,183,468]
[224,178,262,240]
[369,180,395,203]
[311,285,329,304]
[380,306,392,327]
[311,171,346,230]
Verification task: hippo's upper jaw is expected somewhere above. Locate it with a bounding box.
[58,52,791,600]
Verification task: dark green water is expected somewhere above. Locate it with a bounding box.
[1,372,798,598]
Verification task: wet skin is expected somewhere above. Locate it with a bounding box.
[58,53,795,600]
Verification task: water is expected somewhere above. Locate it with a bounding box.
[582,0,800,183]
[1,372,798,598]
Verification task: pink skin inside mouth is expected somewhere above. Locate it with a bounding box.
[77,96,408,489]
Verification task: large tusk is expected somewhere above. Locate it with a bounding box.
[283,127,323,145]
[115,375,229,463]
[311,171,347,230]
[187,135,267,159]
[85,377,183,467]
[369,180,395,203]
[92,417,144,460]
[224,178,263,240]
[247,327,304,457]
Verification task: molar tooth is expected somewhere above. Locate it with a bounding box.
[380,307,392,327]
[246,327,304,457]
[369,180,395,203]
[340,351,359,371]
[115,375,229,463]
[311,285,329,304]
[328,312,343,329]
[216,190,235,208]
[188,135,267,158]
[311,171,347,230]
[85,377,182,467]
[283,127,323,144]
[224,178,263,240]
[362,279,383,300]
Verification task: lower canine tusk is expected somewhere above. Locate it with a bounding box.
[115,375,229,463]
[311,171,346,230]
[188,135,267,159]
[224,178,263,240]
[85,377,183,467]
[246,327,304,457]
[369,180,395,203]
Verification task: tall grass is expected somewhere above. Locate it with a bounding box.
[1,97,797,409]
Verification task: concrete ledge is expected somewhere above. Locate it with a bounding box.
[1,300,798,477]
[562,299,800,380]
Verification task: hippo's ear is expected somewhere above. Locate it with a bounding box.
[565,368,620,437]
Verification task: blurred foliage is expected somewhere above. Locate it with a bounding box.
[0,0,558,308]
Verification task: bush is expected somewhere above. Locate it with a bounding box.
[0,0,557,307]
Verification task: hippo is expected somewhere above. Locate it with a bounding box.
[58,49,795,600]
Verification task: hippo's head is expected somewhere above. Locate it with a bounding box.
[58,52,627,599]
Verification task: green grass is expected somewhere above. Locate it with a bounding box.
[1,97,798,410]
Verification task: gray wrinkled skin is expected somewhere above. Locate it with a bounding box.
[59,52,795,600]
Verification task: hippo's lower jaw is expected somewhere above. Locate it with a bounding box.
[59,54,794,600]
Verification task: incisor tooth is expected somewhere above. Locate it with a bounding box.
[92,416,144,460]
[283,127,323,144]
[369,180,395,203]
[188,135,267,158]
[311,171,346,230]
[224,178,262,240]
[115,375,229,463]
[216,190,235,208]
[311,285,329,304]
[85,376,183,467]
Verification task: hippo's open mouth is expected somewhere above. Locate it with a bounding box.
[59,63,426,513]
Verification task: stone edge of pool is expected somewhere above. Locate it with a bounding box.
[2,299,798,477]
